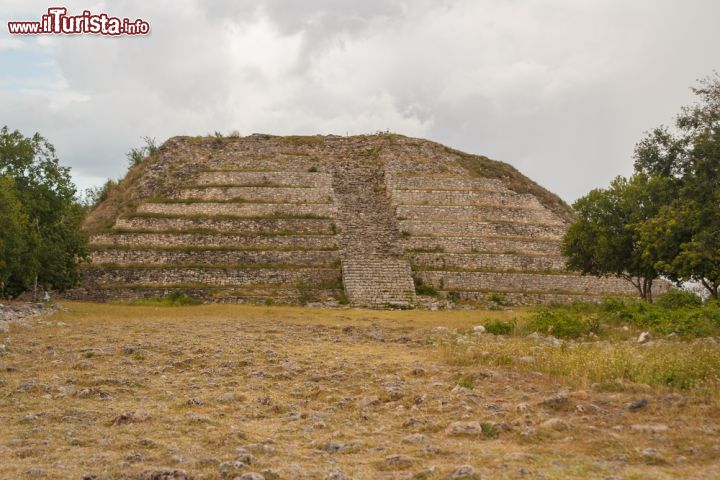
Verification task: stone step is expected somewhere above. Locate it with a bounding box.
[63,286,340,303]
[388,176,508,192]
[114,217,336,235]
[205,158,323,172]
[136,202,337,219]
[408,252,566,272]
[90,233,338,250]
[172,186,334,204]
[342,258,416,307]
[416,271,645,296]
[331,160,417,307]
[194,171,333,188]
[391,190,543,209]
[397,204,564,225]
[83,267,341,288]
[399,220,566,240]
[440,290,605,305]
[401,236,562,255]
[91,249,340,267]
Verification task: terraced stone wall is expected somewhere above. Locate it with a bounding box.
[73,134,662,306]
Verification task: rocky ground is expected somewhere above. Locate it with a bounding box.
[0,302,64,333]
[0,302,718,479]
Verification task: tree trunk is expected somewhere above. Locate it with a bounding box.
[700,278,719,300]
[637,277,654,303]
[624,276,655,302]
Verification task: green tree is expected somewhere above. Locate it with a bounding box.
[0,126,88,296]
[0,176,39,297]
[634,73,720,299]
[562,175,667,302]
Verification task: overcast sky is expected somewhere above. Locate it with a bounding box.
[1,0,719,202]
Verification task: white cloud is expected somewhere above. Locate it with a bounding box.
[0,0,718,199]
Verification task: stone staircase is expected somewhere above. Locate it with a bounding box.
[342,258,415,307]
[331,161,416,307]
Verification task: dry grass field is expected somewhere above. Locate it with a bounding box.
[1,302,719,479]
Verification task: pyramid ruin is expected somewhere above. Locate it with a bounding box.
[72,133,641,307]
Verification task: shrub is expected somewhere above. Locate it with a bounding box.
[601,296,720,336]
[308,166,318,172]
[484,319,515,335]
[446,291,461,303]
[486,292,507,305]
[126,136,158,167]
[456,375,475,389]
[335,291,350,305]
[414,278,437,296]
[656,289,703,309]
[528,310,594,339]
[297,282,319,305]
[132,291,200,307]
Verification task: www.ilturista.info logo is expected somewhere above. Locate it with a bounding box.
[7,7,150,35]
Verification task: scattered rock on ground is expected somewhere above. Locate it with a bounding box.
[450,465,476,478]
[445,421,484,436]
[112,410,152,425]
[141,469,191,480]
[538,392,570,409]
[631,424,669,433]
[540,418,570,431]
[384,454,415,469]
[628,399,649,411]
[236,473,265,480]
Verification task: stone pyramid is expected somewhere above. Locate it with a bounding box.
[71,133,639,307]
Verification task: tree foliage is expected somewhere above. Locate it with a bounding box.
[565,73,720,300]
[562,176,664,301]
[0,126,87,298]
[635,73,720,299]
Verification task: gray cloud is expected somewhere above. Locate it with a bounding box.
[1,0,719,200]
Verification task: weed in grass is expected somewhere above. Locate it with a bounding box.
[456,375,475,389]
[480,422,498,438]
[484,319,515,335]
[528,310,597,339]
[442,336,720,394]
